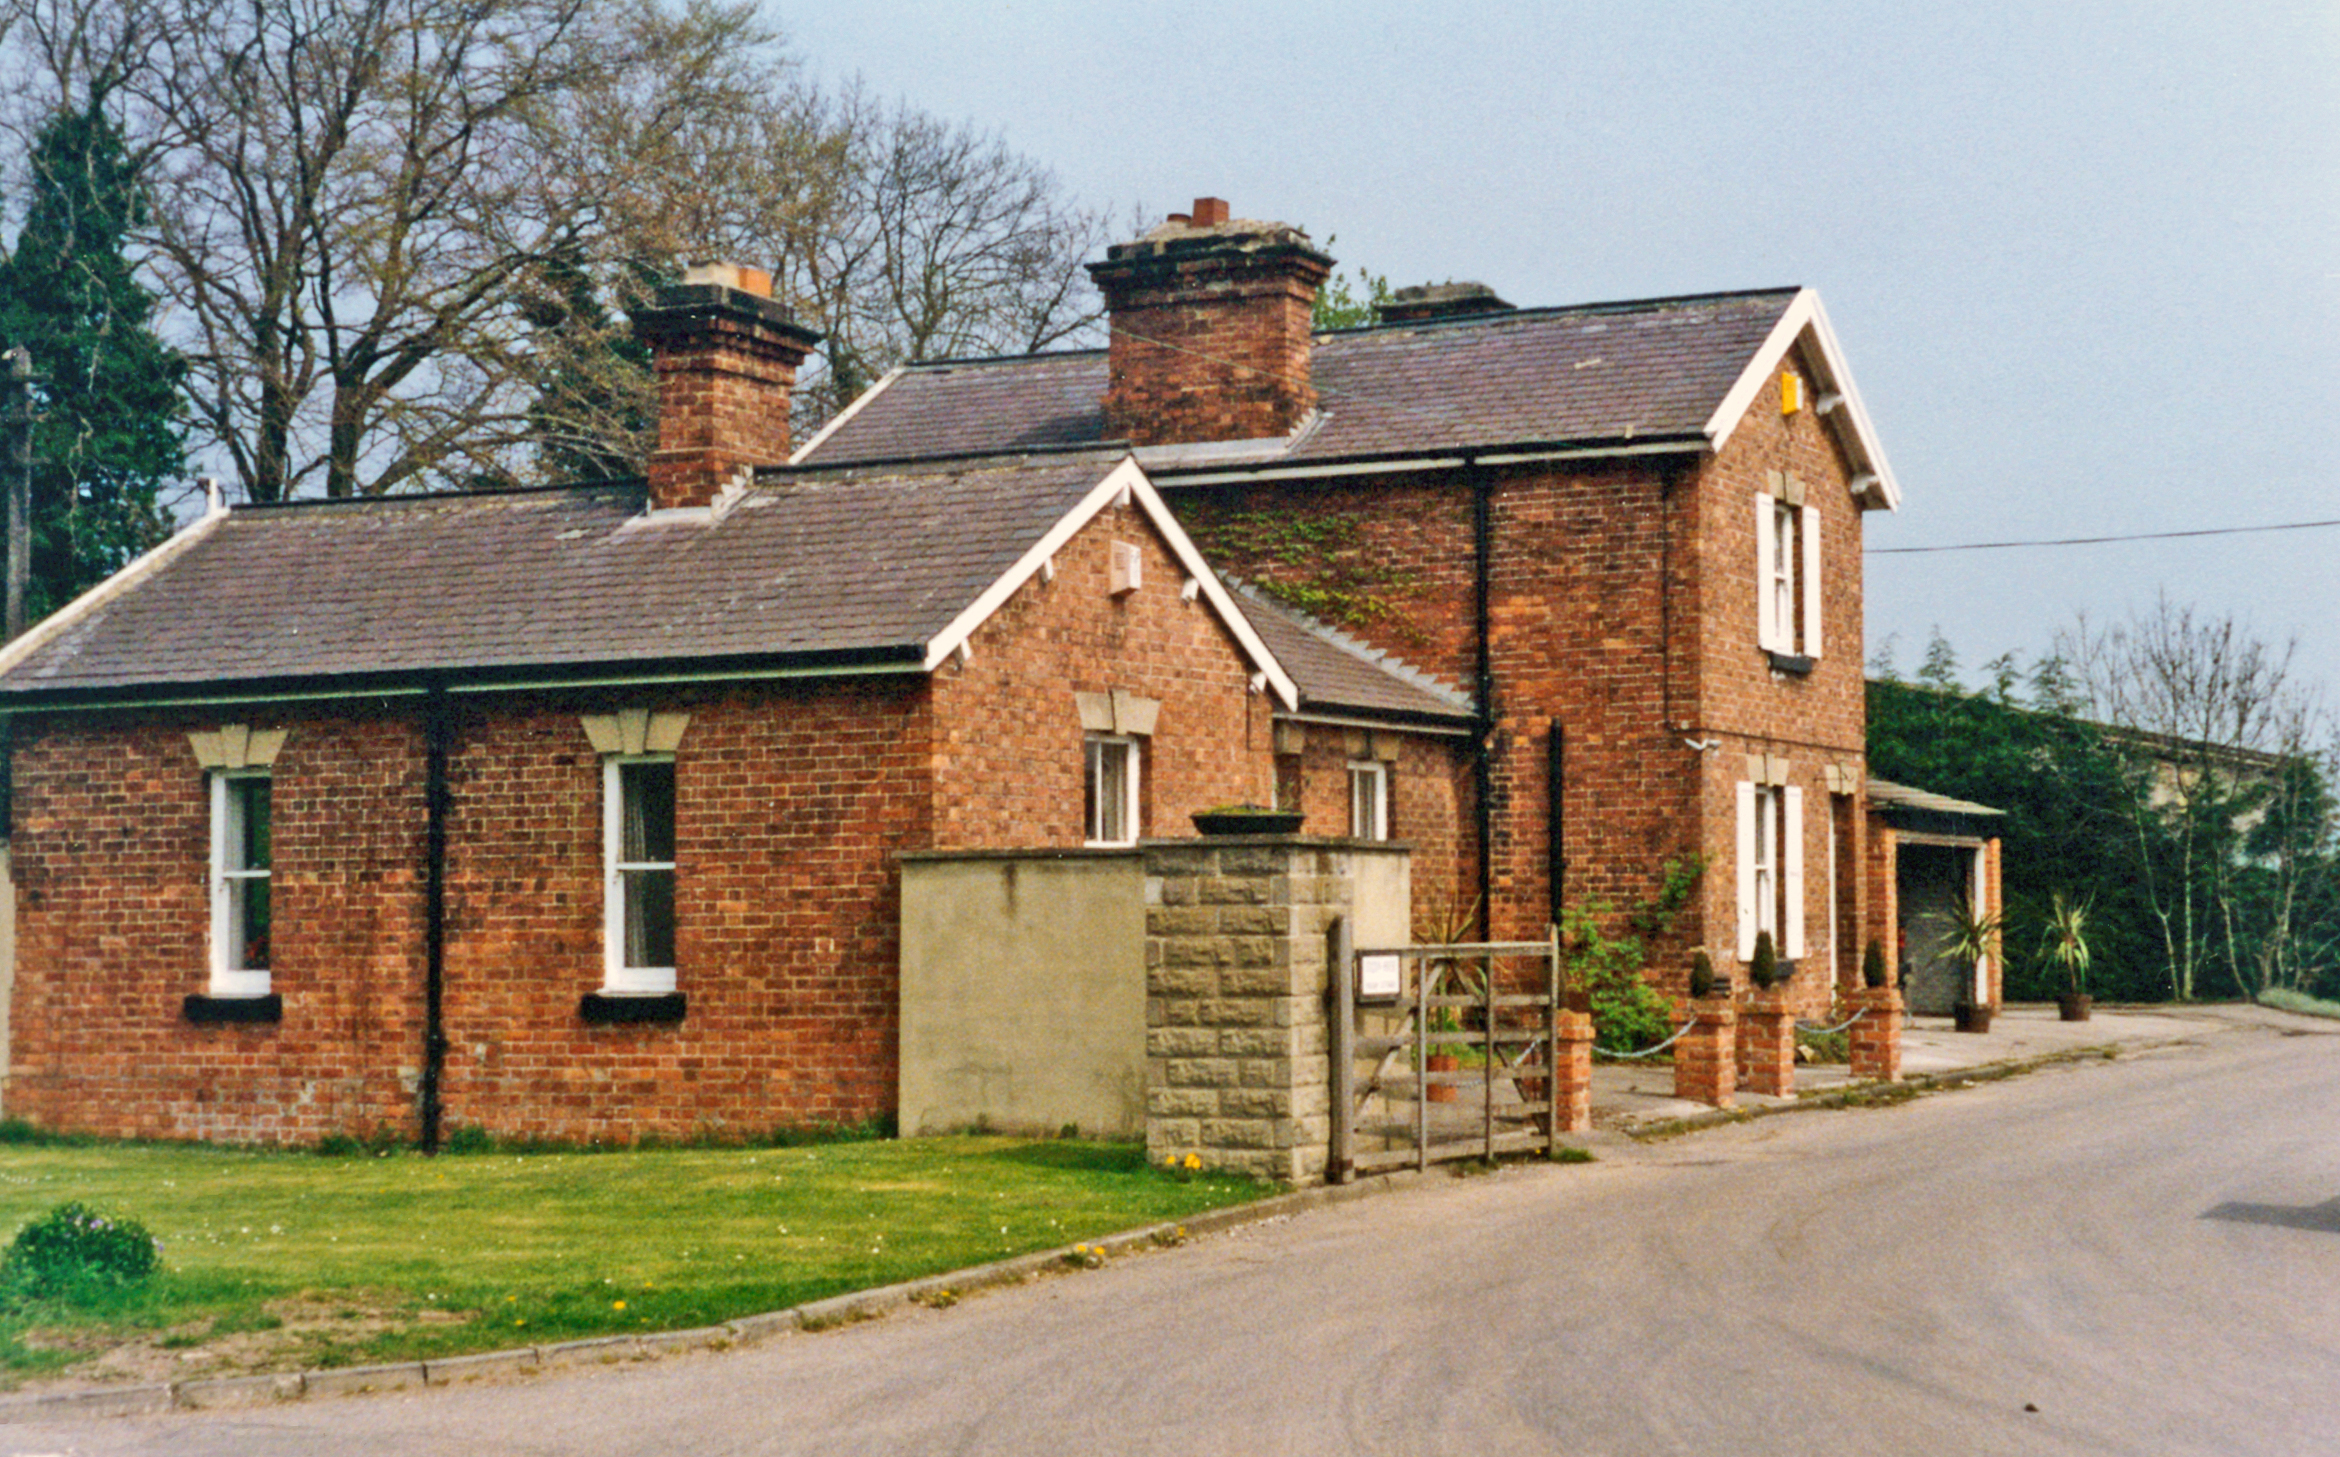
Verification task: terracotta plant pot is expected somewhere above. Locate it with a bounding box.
[2058,993,2093,1022]
[1425,1052,1460,1103]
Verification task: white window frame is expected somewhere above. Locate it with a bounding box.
[1735,781,1805,961]
[1348,760,1390,840]
[604,754,677,994]
[1085,734,1141,846]
[209,770,273,997]
[1755,494,1824,659]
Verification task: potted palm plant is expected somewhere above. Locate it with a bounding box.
[2042,891,2092,1021]
[1943,896,2002,1033]
[1415,895,1483,1105]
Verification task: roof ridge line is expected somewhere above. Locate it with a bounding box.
[904,345,1110,370]
[1308,285,1805,337]
[237,480,645,512]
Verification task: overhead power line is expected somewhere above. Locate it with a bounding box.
[1867,518,2340,555]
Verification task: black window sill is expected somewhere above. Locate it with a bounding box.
[579,991,687,1026]
[184,993,283,1025]
[1766,650,1815,676]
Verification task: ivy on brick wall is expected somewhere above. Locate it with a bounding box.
[1190,506,1423,640]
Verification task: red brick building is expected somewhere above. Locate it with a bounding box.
[0,200,1986,1146]
[800,204,1919,1015]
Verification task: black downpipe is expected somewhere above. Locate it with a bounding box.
[1547,720,1565,928]
[420,682,451,1154]
[1471,459,1494,941]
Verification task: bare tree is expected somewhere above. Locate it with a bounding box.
[786,90,1115,424]
[2057,596,2331,999]
[1,0,783,499]
[1,0,1114,497]
[542,80,1116,458]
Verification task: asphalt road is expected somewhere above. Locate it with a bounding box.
[11,1013,2340,1455]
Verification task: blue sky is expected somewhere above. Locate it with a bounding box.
[786,0,2340,699]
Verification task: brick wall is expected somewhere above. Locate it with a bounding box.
[1171,458,1708,968]
[930,501,1273,843]
[5,495,1295,1145]
[1172,349,1875,1013]
[435,680,935,1143]
[7,684,939,1144]
[1275,726,1469,921]
[7,707,426,1142]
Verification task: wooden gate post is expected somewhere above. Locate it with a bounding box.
[1328,915,1355,1183]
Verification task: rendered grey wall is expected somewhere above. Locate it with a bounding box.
[899,851,1147,1137]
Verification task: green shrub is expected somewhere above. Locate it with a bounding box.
[1750,931,1778,990]
[1862,939,1888,989]
[2,1202,160,1303]
[1565,856,1706,1054]
[1688,950,1716,1000]
[2259,987,2340,1020]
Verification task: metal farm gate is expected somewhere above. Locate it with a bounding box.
[1328,920,1564,1181]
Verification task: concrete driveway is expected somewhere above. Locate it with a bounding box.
[7,1005,2337,1455]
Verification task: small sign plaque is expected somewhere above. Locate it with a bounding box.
[1358,953,1402,1002]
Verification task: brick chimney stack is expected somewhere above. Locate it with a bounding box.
[633,263,822,510]
[1087,198,1333,447]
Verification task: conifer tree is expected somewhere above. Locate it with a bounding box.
[0,95,184,621]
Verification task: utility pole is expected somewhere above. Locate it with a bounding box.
[3,346,32,643]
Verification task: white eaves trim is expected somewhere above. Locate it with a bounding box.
[788,367,905,466]
[1702,288,1902,512]
[920,456,1302,711]
[0,506,233,680]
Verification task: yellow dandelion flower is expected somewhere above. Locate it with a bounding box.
[614,1299,627,1310]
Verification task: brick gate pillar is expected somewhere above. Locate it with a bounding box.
[1845,986,1903,1083]
[1673,996,1739,1109]
[1553,1009,1594,1133]
[1737,988,1796,1098]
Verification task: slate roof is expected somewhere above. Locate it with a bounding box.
[1867,778,2007,840]
[1225,583,1474,726]
[0,457,1133,702]
[797,289,1802,469]
[1866,779,2005,819]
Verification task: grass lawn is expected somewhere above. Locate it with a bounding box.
[0,1136,1271,1386]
